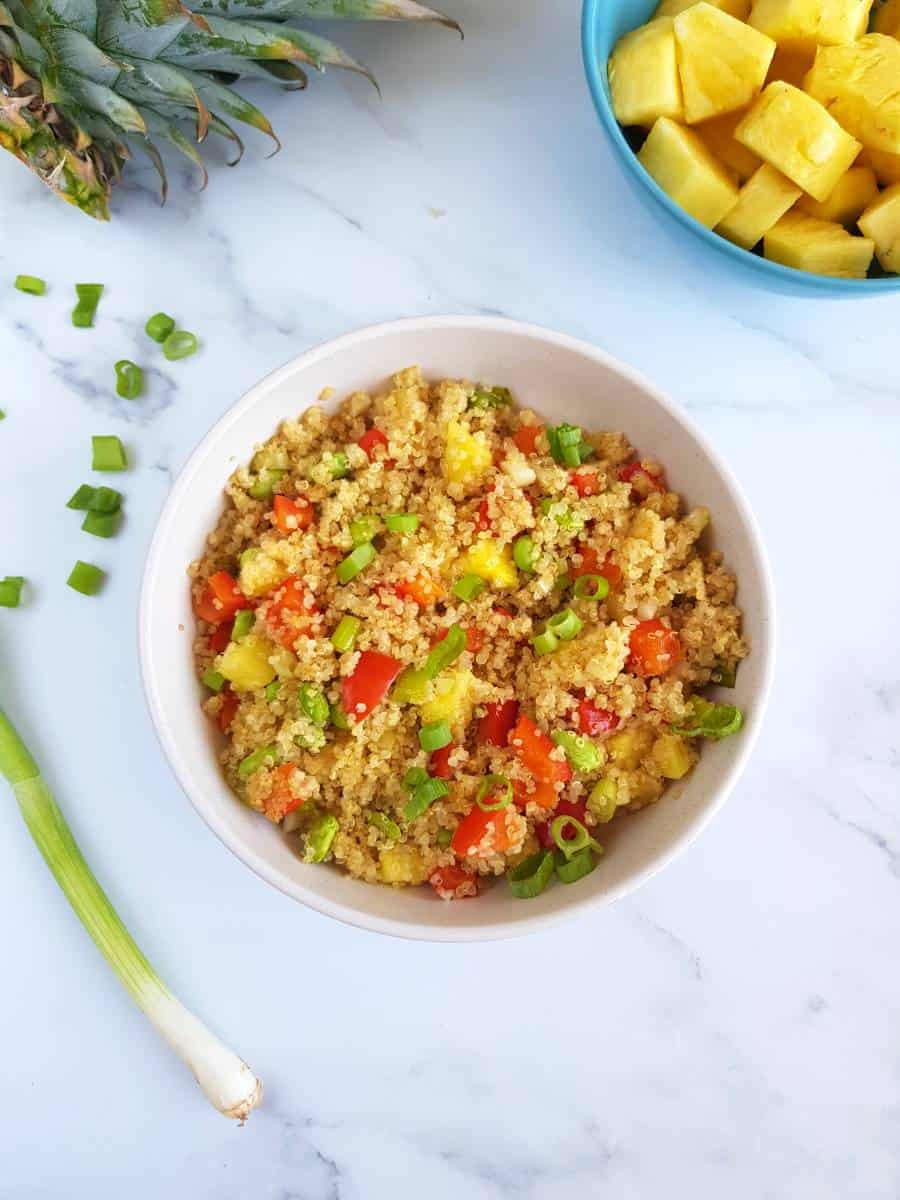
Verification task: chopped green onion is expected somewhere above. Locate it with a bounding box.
[329,451,350,480]
[248,469,286,501]
[162,330,199,361]
[231,610,255,641]
[349,516,381,546]
[331,615,361,652]
[469,385,513,410]
[551,729,603,773]
[265,681,282,702]
[672,696,743,740]
[114,360,143,400]
[330,702,351,731]
[554,572,572,592]
[418,720,451,752]
[513,535,535,573]
[539,499,584,533]
[88,486,122,514]
[14,275,46,296]
[532,629,558,656]
[336,542,376,584]
[305,813,339,862]
[710,659,738,688]
[368,811,401,840]
[573,574,610,602]
[91,435,127,472]
[547,608,582,641]
[0,410,5,420]
[423,623,466,678]
[475,773,513,811]
[507,849,555,899]
[237,744,278,780]
[67,561,105,596]
[392,667,430,705]
[436,827,454,848]
[299,684,329,728]
[452,573,486,603]
[546,423,591,469]
[66,484,96,511]
[0,577,24,608]
[145,312,176,343]
[402,766,430,791]
[202,669,226,693]
[554,846,598,884]
[403,776,449,821]
[72,283,103,328]
[384,513,420,534]
[587,778,619,824]
[81,510,121,539]
[550,815,601,861]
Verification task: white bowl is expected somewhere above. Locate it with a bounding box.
[140,316,775,941]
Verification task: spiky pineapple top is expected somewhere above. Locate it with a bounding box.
[0,0,458,219]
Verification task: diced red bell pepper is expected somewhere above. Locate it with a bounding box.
[194,570,247,624]
[512,424,543,455]
[208,620,234,653]
[269,764,304,821]
[430,743,455,780]
[618,460,666,497]
[271,494,313,533]
[628,619,682,677]
[572,544,622,590]
[357,427,390,461]
[493,606,513,620]
[536,798,587,849]
[217,689,238,733]
[342,650,403,722]
[429,865,478,900]
[577,700,620,737]
[394,572,445,607]
[264,578,320,650]
[451,806,521,857]
[571,470,600,498]
[477,699,519,747]
[512,777,559,811]
[475,496,492,532]
[509,714,572,783]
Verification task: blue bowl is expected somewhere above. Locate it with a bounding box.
[581,0,900,296]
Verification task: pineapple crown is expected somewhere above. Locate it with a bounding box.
[0,0,459,218]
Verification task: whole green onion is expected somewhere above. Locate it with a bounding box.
[14,274,46,296]
[114,360,144,400]
[305,813,339,862]
[72,283,104,328]
[403,776,449,821]
[532,630,558,656]
[337,542,376,584]
[475,773,513,812]
[349,516,381,546]
[91,435,127,472]
[202,669,226,693]
[453,574,485,603]
[81,510,121,539]
[367,811,401,840]
[384,513,420,534]
[573,574,610,602]
[145,312,176,343]
[513,535,535,573]
[299,684,330,728]
[0,701,262,1118]
[237,744,278,779]
[547,608,582,641]
[67,561,105,596]
[0,576,24,608]
[551,729,603,773]
[507,849,555,899]
[418,720,451,752]
[331,615,361,653]
[554,846,598,884]
[162,330,199,361]
[231,610,255,641]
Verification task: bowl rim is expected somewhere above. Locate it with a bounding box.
[139,315,777,942]
[580,0,900,296]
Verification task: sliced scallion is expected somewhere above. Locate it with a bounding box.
[551,729,603,773]
[237,744,278,779]
[114,360,144,400]
[452,574,485,603]
[81,510,121,539]
[91,435,127,472]
[0,576,24,608]
[672,696,743,740]
[547,608,582,641]
[532,629,558,656]
[162,330,199,361]
[475,773,512,812]
[67,484,96,511]
[573,574,610,602]
[554,846,598,884]
[145,312,176,343]
[418,720,451,753]
[89,486,122,514]
[423,623,466,678]
[384,513,420,534]
[508,849,555,899]
[264,681,282,702]
[15,275,46,296]
[248,469,285,501]
[72,283,103,328]
[231,609,255,641]
[402,766,430,791]
[67,561,105,596]
[349,515,381,546]
[202,669,226,693]
[550,815,601,861]
[367,811,401,840]
[329,451,350,480]
[331,615,361,653]
[403,776,449,821]
[336,542,376,584]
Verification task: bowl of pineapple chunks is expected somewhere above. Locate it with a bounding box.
[582,0,900,289]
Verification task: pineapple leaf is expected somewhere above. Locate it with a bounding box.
[206,110,243,163]
[128,132,169,199]
[172,64,278,141]
[162,13,314,64]
[192,0,460,33]
[43,27,123,85]
[223,57,307,87]
[29,0,98,39]
[270,25,376,84]
[142,104,206,182]
[96,0,192,59]
[45,65,147,131]
[117,55,209,139]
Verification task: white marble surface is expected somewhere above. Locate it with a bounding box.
[1,1,899,1195]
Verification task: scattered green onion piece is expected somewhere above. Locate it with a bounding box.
[349,515,381,546]
[423,623,466,679]
[532,629,558,656]
[67,561,105,596]
[554,572,572,592]
[66,484,96,511]
[337,542,376,584]
[305,813,339,863]
[0,409,5,420]
[231,610,255,641]
[573,573,610,602]
[513,535,535,573]
[331,615,361,653]
[329,451,350,480]
[384,513,420,534]
[0,577,24,608]
[265,681,282,702]
[554,846,598,885]
[469,385,513,410]
[88,486,122,514]
[547,608,582,641]
[539,499,584,532]
[403,776,449,821]
[114,360,144,400]
[672,696,743,740]
[14,275,46,296]
[402,766,430,791]
[550,815,601,861]
[392,667,430,705]
[237,744,278,780]
[507,849,555,899]
[547,424,592,468]
[452,574,485,603]
[299,684,330,728]
[91,435,127,472]
[201,669,225,693]
[710,659,738,688]
[436,828,454,848]
[475,773,513,812]
[368,811,401,840]
[248,469,286,501]
[587,778,619,824]
[72,283,103,328]
[330,703,351,731]
[556,424,583,447]
[418,720,451,753]
[81,510,121,539]
[162,330,199,361]
[551,729,603,773]
[145,312,176,343]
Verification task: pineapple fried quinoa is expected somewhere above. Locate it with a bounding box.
[191,367,748,901]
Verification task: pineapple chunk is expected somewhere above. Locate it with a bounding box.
[858,183,900,272]
[673,4,775,124]
[607,725,656,770]
[379,845,428,886]
[798,164,878,223]
[217,635,276,692]
[764,211,874,275]
[608,18,684,127]
[872,0,900,36]
[804,36,900,155]
[735,82,860,201]
[716,162,802,248]
[697,109,762,181]
[420,669,476,728]
[638,117,740,227]
[766,45,815,86]
[867,147,900,185]
[749,0,872,48]
[651,733,695,780]
[443,419,492,485]
[456,538,518,588]
[239,547,287,598]
[658,0,750,17]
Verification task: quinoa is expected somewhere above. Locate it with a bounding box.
[191,367,749,899]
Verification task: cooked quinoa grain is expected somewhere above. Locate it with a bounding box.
[191,368,749,900]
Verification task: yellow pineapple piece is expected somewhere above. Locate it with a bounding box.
[764,210,874,275]
[804,36,900,155]
[216,636,276,692]
[657,0,750,17]
[420,669,476,729]
[872,0,900,37]
[443,419,492,485]
[766,45,815,86]
[867,147,900,185]
[608,18,684,127]
[697,108,762,180]
[238,547,287,597]
[716,162,802,248]
[749,0,872,48]
[638,117,740,226]
[674,3,775,123]
[735,81,860,200]
[379,845,428,886]
[607,725,656,770]
[651,733,695,780]
[858,183,900,272]
[456,538,518,588]
[797,164,878,223]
